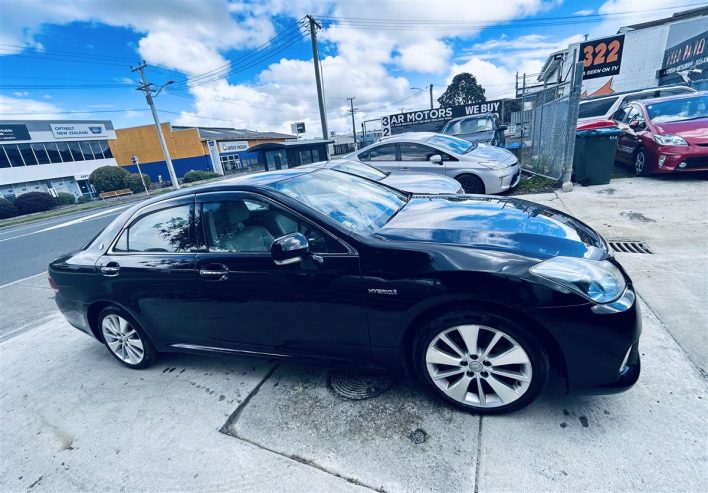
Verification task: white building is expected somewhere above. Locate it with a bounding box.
[537,6,707,96]
[0,120,117,200]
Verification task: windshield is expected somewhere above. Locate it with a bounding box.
[646,95,708,123]
[448,117,494,134]
[268,170,407,233]
[330,160,387,181]
[426,134,475,154]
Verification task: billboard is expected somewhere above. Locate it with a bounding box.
[218,140,249,153]
[662,27,707,75]
[0,124,30,141]
[381,100,503,137]
[50,123,107,139]
[579,34,625,80]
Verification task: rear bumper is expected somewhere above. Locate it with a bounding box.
[54,293,93,337]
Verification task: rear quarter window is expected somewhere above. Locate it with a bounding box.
[578,97,619,118]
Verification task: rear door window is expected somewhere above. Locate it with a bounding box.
[399,143,438,161]
[367,144,397,161]
[578,97,619,118]
[114,205,193,253]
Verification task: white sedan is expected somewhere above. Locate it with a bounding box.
[347,132,520,194]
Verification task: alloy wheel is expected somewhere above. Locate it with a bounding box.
[425,324,532,408]
[101,314,145,365]
[634,151,645,176]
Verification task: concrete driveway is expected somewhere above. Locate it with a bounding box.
[1,176,706,492]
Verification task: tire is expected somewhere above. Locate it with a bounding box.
[457,174,485,194]
[412,308,548,414]
[98,306,158,369]
[634,148,648,177]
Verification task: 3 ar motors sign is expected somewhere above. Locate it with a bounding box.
[50,123,107,139]
[381,100,502,136]
[579,34,625,80]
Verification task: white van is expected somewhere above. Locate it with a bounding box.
[577,86,695,125]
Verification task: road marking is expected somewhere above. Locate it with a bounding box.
[0,271,48,290]
[0,205,128,243]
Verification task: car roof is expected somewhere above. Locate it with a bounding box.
[379,132,438,142]
[633,90,707,106]
[580,85,695,103]
[445,113,496,123]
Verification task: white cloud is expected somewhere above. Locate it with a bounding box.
[0,95,62,119]
[13,91,29,97]
[574,9,595,16]
[593,0,691,37]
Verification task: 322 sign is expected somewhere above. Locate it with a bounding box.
[579,34,624,80]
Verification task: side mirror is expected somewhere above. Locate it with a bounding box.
[629,120,642,130]
[429,154,443,165]
[498,125,508,132]
[271,232,309,266]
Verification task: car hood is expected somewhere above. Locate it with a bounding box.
[465,143,516,164]
[654,119,708,144]
[455,130,495,144]
[381,172,461,194]
[375,195,607,260]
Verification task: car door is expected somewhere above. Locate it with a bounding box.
[97,196,207,344]
[193,191,369,363]
[618,104,645,161]
[359,143,398,173]
[398,142,447,175]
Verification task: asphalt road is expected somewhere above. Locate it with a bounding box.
[0,205,129,286]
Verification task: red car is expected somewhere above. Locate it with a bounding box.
[611,92,708,176]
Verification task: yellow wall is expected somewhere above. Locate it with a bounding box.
[109,123,204,166]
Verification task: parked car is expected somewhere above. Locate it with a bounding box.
[610,92,708,175]
[50,168,640,415]
[301,159,464,194]
[440,113,507,147]
[577,85,695,126]
[348,132,520,194]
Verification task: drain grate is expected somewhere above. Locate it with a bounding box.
[608,240,654,254]
[327,368,395,400]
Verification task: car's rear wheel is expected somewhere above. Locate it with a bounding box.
[99,306,158,369]
[413,308,548,414]
[634,149,648,176]
[457,174,485,194]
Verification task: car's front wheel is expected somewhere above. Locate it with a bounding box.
[634,148,648,176]
[457,174,485,194]
[99,307,158,369]
[413,308,548,414]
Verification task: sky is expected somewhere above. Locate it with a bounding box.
[0,0,699,138]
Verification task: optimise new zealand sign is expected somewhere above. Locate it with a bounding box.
[381,100,503,136]
[50,123,107,139]
[578,34,625,80]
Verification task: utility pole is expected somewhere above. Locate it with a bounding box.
[346,97,358,146]
[429,84,434,109]
[307,15,328,139]
[131,62,180,189]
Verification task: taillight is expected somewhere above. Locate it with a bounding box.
[48,276,59,294]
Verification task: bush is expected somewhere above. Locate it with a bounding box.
[55,192,76,206]
[14,192,57,215]
[89,165,130,193]
[125,173,152,194]
[77,195,93,204]
[182,170,219,183]
[0,198,19,219]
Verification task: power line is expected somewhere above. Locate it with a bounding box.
[0,108,149,115]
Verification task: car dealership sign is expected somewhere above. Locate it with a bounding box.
[50,123,107,139]
[381,100,502,136]
[218,140,249,153]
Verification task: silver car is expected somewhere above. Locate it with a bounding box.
[348,132,520,194]
[302,159,463,194]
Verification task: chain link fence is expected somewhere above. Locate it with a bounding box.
[507,64,583,181]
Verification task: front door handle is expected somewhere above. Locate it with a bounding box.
[101,262,120,277]
[199,263,229,281]
[400,167,410,171]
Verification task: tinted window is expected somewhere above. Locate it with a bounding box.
[399,143,438,161]
[4,145,23,167]
[32,144,50,164]
[18,144,37,165]
[578,97,619,118]
[202,198,346,254]
[367,144,397,161]
[0,147,10,168]
[44,143,62,163]
[55,142,72,162]
[115,205,193,253]
[100,140,113,159]
[68,141,84,161]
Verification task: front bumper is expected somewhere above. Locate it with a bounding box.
[479,162,521,193]
[650,144,708,173]
[529,285,642,394]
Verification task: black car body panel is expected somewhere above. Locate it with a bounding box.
[50,168,641,394]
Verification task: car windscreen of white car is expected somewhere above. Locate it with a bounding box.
[646,95,708,123]
[268,170,407,233]
[452,117,494,134]
[330,160,387,181]
[426,134,476,154]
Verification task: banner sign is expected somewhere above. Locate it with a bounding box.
[291,122,306,134]
[50,123,107,139]
[381,100,503,136]
[662,30,707,74]
[218,140,249,153]
[579,34,624,80]
[0,124,30,141]
[207,140,224,175]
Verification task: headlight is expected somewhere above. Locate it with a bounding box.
[529,257,626,303]
[654,134,688,146]
[478,161,509,169]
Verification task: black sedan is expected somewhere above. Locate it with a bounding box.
[49,169,641,414]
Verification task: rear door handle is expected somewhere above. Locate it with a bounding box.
[400,167,410,171]
[100,262,120,277]
[199,263,229,281]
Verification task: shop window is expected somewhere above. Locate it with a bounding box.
[55,142,72,162]
[31,143,51,164]
[299,150,313,165]
[101,141,113,158]
[89,140,104,159]
[18,144,38,166]
[79,141,95,160]
[45,143,62,163]
[4,145,23,166]
[0,147,11,168]
[68,141,85,161]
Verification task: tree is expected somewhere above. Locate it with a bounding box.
[437,73,486,107]
[89,166,130,193]
[0,198,19,219]
[125,173,152,194]
[501,98,522,124]
[55,192,76,206]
